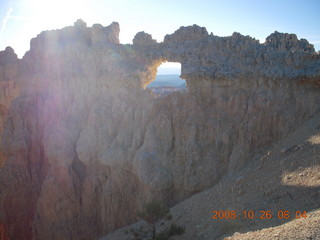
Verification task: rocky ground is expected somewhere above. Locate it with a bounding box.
[102,112,320,240]
[225,209,320,240]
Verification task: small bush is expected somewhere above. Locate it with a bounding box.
[168,223,185,236]
[129,228,140,237]
[137,200,169,223]
[133,200,184,240]
[155,232,169,240]
[155,223,185,240]
[137,200,169,239]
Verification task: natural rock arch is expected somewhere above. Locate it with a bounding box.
[0,20,319,240]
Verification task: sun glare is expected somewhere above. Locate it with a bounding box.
[160,62,181,69]
[157,62,181,75]
[29,0,87,29]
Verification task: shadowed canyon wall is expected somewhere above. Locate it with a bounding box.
[0,20,319,240]
[0,47,20,169]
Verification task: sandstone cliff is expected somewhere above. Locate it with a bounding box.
[0,20,319,240]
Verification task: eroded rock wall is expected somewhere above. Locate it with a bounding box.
[0,47,20,168]
[0,21,319,240]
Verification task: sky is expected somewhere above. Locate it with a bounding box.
[0,0,319,66]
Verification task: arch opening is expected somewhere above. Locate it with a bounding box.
[146,62,186,97]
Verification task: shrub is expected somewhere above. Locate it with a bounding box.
[168,223,185,236]
[137,200,169,239]
[135,200,185,240]
[155,223,185,240]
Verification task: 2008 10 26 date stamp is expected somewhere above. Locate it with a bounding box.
[211,210,307,220]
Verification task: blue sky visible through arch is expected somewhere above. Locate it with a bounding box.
[147,62,185,88]
[157,62,181,75]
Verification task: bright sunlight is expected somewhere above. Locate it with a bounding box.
[28,0,87,28]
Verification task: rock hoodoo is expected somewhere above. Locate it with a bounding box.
[0,20,319,240]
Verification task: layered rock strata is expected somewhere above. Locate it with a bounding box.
[0,20,319,240]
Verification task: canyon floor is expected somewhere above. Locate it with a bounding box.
[101,112,320,240]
